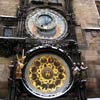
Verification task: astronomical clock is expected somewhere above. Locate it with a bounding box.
[25,9,68,40]
[0,0,87,100]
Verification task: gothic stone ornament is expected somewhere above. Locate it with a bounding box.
[25,9,68,40]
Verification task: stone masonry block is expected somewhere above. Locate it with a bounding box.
[86,78,99,97]
[0,0,19,16]
[85,50,98,63]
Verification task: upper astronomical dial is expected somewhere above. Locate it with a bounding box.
[35,13,56,30]
[25,9,68,40]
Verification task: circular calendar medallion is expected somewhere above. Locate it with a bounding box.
[22,47,73,99]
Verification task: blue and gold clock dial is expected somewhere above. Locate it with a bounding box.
[25,9,68,40]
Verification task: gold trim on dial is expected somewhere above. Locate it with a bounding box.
[29,55,67,93]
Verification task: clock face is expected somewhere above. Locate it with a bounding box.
[37,15,54,29]
[23,53,72,99]
[25,9,68,40]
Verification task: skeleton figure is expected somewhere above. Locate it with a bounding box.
[80,62,88,70]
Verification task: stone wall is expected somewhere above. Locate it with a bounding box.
[0,0,17,98]
[73,0,100,29]
[73,0,100,98]
[0,0,19,16]
[81,31,100,97]
[0,57,11,98]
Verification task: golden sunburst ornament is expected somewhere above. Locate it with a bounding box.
[23,53,71,98]
[29,55,66,93]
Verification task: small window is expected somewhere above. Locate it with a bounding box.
[3,27,13,37]
[96,1,100,15]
